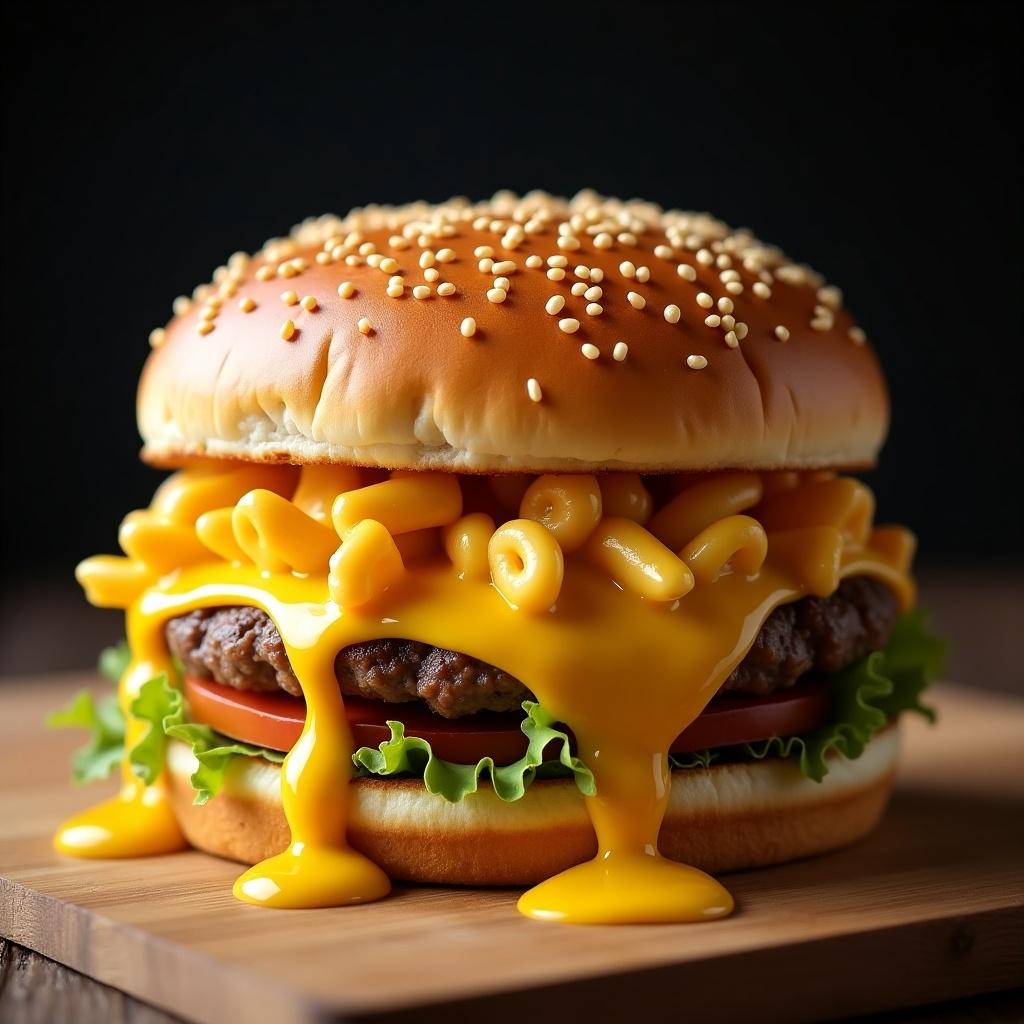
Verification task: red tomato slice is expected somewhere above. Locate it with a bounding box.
[184,674,831,766]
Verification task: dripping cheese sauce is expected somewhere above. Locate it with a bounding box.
[58,463,914,924]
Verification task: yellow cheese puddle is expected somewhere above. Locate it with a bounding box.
[58,466,914,923]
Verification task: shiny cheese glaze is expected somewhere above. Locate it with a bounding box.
[59,464,914,924]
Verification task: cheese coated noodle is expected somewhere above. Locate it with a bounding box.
[333,475,462,538]
[681,515,767,584]
[488,519,564,612]
[118,510,210,574]
[329,519,404,607]
[75,555,155,609]
[519,474,602,553]
[443,513,495,580]
[768,526,844,597]
[195,507,249,564]
[868,526,916,573]
[583,517,694,602]
[292,465,366,523]
[232,489,339,574]
[648,473,763,552]
[598,474,653,525]
[758,477,874,545]
[152,465,297,524]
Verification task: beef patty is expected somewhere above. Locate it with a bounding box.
[165,576,898,719]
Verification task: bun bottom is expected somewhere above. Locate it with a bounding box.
[166,726,898,885]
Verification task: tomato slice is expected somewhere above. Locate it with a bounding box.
[183,674,832,766]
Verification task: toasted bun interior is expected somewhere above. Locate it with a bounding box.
[166,726,898,885]
[139,191,888,473]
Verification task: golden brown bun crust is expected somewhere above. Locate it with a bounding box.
[166,727,898,884]
[139,192,888,473]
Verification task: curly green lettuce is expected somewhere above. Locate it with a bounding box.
[51,610,944,802]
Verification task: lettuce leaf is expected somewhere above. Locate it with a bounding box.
[128,674,285,805]
[98,641,131,684]
[669,609,946,782]
[47,689,126,783]
[53,610,944,802]
[352,701,596,803]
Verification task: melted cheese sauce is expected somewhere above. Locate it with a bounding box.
[58,465,914,923]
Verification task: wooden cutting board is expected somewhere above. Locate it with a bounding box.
[1,675,1021,1024]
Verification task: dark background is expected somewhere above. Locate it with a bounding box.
[1,2,1021,676]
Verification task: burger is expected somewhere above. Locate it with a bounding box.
[52,190,943,924]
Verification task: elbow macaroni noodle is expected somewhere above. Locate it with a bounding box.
[75,463,910,614]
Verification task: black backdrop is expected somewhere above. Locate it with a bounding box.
[2,1,1021,585]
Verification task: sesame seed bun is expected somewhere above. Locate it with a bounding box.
[165,726,898,885]
[139,191,888,473]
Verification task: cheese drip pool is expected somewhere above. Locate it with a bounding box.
[60,464,914,923]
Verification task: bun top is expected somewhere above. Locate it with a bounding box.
[138,190,888,473]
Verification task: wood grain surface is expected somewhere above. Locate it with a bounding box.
[1,675,1022,1024]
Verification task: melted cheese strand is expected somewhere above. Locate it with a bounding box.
[61,466,914,922]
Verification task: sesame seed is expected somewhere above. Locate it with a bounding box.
[716,254,733,269]
[571,282,588,296]
[478,258,494,273]
[721,314,736,330]
[338,282,356,298]
[654,244,673,260]
[752,281,772,299]
[635,266,650,283]
[547,267,566,281]
[612,341,629,362]
[239,297,257,313]
[677,263,697,281]
[280,319,296,341]
[627,291,646,310]
[357,317,373,335]
[664,304,681,324]
[574,265,591,280]
[696,292,713,309]
[717,297,734,314]
[386,284,404,298]
[149,327,166,348]
[617,231,637,245]
[492,259,516,275]
[474,245,494,259]
[818,285,843,310]
[849,326,867,344]
[594,232,613,248]
[487,287,507,303]
[420,251,435,269]
[586,302,603,316]
[460,317,477,337]
[725,281,744,294]
[413,285,431,299]
[547,255,568,268]
[558,235,581,251]
[197,321,214,336]
[558,318,581,334]
[619,261,637,279]
[436,248,456,263]
[724,331,739,348]
[300,295,318,312]
[389,235,411,250]
[379,256,399,274]
[527,378,543,402]
[279,262,298,278]
[172,296,191,316]
[590,268,605,283]
[545,295,565,315]
[696,249,714,266]
[686,354,708,369]
[359,242,376,257]
[584,286,603,301]
[494,276,511,291]
[437,282,456,296]
[774,325,790,342]
[526,255,543,268]
[424,267,440,282]
[315,252,332,265]
[581,343,600,360]
[735,322,749,340]
[704,314,721,328]
[256,266,276,281]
